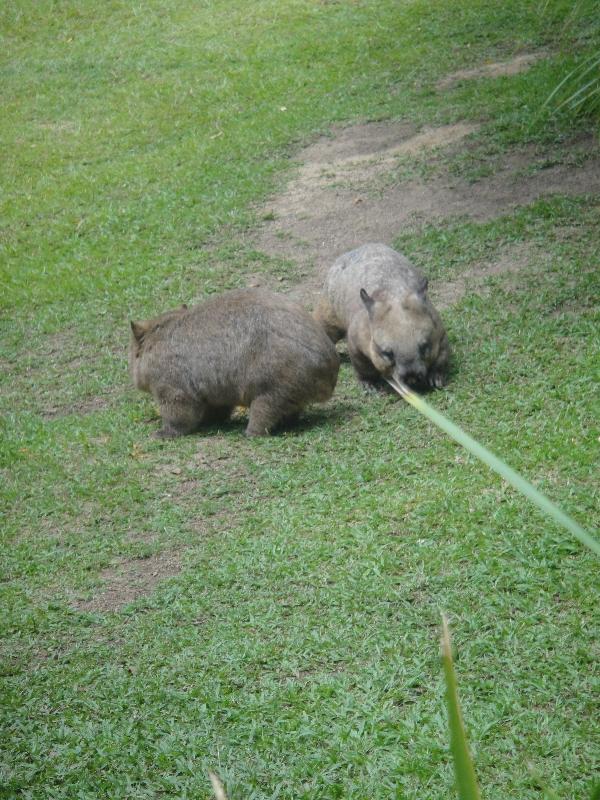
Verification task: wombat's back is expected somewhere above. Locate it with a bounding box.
[208,289,339,404]
[134,288,338,407]
[324,243,428,327]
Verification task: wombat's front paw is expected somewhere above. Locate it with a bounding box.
[428,372,447,389]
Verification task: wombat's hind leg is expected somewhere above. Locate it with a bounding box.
[246,395,298,437]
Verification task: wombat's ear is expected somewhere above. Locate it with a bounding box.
[402,293,424,312]
[130,320,148,342]
[360,288,375,314]
[418,276,428,295]
[181,303,188,310]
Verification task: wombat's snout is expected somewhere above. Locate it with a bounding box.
[393,360,428,389]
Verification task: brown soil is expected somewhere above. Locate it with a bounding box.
[74,551,183,613]
[43,395,114,419]
[436,53,546,90]
[248,122,600,308]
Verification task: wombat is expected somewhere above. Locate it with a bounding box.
[130,288,339,438]
[314,243,449,389]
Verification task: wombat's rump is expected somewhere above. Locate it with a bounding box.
[314,243,449,389]
[130,289,339,437]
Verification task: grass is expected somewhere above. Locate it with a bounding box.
[441,616,482,800]
[386,379,599,556]
[1,1,599,798]
[542,0,600,122]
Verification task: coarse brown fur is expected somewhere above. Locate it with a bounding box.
[130,289,339,437]
[314,243,449,389]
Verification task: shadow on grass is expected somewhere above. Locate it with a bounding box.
[142,404,352,440]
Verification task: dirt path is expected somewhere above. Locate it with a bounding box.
[247,115,599,308]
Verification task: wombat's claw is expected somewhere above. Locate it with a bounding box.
[429,373,446,389]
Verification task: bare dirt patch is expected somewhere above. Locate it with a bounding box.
[75,443,252,613]
[248,121,600,308]
[293,122,478,186]
[74,551,183,613]
[436,53,546,90]
[38,120,80,134]
[43,395,114,419]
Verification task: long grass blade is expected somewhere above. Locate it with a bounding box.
[441,615,482,800]
[542,55,600,109]
[553,73,600,112]
[542,63,584,108]
[562,84,600,111]
[209,772,229,800]
[386,379,600,556]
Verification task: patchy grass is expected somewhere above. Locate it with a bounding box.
[1,1,598,799]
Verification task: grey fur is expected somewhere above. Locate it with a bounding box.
[130,289,339,437]
[314,243,449,389]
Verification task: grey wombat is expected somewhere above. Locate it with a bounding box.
[314,243,449,389]
[130,289,339,437]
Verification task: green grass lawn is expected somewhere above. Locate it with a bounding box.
[1,1,598,798]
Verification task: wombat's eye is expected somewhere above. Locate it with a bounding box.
[418,342,431,359]
[380,348,395,363]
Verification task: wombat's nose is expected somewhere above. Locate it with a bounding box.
[396,364,428,389]
[395,362,423,383]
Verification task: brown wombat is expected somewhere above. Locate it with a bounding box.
[314,243,449,389]
[130,288,339,437]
